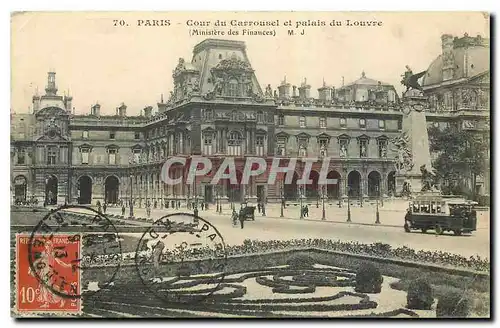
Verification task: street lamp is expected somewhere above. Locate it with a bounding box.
[375,185,381,224]
[215,185,219,213]
[280,179,284,218]
[316,185,319,208]
[347,186,352,222]
[299,185,304,219]
[129,174,134,218]
[44,177,49,206]
[321,185,326,220]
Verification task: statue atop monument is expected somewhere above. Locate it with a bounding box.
[401,65,427,93]
[393,65,440,196]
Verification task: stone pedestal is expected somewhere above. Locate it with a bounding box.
[396,172,423,196]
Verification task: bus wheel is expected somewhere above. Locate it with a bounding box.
[435,225,443,235]
[404,222,411,233]
[453,229,462,236]
[421,228,427,233]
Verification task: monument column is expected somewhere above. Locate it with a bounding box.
[394,90,433,195]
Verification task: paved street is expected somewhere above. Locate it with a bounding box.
[102,202,490,259]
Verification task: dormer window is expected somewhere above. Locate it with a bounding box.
[359,118,366,128]
[227,78,239,97]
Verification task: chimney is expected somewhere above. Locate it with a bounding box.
[157,94,168,113]
[318,82,333,101]
[91,103,101,116]
[144,106,153,118]
[292,85,297,98]
[277,76,291,98]
[441,34,455,81]
[298,78,311,99]
[118,103,127,117]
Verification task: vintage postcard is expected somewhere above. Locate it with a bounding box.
[10,11,490,318]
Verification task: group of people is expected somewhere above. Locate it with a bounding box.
[127,238,489,273]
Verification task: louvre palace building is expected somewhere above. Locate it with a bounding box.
[11,35,490,207]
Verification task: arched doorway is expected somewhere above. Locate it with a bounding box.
[367,171,381,197]
[226,169,243,203]
[284,171,299,201]
[45,175,58,205]
[78,176,92,204]
[305,170,319,198]
[14,175,27,204]
[105,176,120,204]
[327,171,341,199]
[347,171,361,198]
[387,171,396,196]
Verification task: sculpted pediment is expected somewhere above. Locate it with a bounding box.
[36,106,67,118]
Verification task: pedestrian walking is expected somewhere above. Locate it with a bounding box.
[97,201,102,213]
[121,204,126,216]
[103,203,107,214]
[262,202,266,216]
[232,209,238,227]
[239,209,245,229]
[257,203,261,213]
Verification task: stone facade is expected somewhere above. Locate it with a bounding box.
[10,37,490,207]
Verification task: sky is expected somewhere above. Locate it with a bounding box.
[11,11,489,115]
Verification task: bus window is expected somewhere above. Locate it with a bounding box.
[431,202,437,213]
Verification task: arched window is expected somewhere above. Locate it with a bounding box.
[227,131,243,156]
[227,78,239,97]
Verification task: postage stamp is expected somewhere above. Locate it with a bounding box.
[16,233,81,314]
[10,11,490,318]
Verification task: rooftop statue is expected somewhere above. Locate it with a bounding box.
[401,65,427,93]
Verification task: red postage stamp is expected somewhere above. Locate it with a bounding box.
[15,234,81,314]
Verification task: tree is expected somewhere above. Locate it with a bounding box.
[428,126,489,199]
